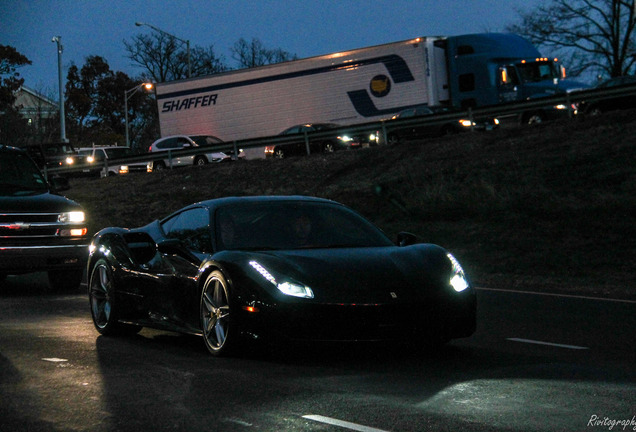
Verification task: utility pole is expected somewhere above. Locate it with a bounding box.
[51,36,67,142]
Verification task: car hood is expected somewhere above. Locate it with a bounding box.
[228,244,455,304]
[0,192,83,213]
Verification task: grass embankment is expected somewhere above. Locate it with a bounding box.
[67,110,636,300]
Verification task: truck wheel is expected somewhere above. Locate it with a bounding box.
[48,268,83,292]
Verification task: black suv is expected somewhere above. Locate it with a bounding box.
[0,145,89,291]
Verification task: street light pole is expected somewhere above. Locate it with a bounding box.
[51,36,67,143]
[135,21,191,78]
[125,83,153,148]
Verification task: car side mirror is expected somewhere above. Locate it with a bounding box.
[397,232,418,247]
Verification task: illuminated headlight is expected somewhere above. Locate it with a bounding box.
[459,119,475,127]
[338,135,353,142]
[65,157,74,165]
[86,156,95,163]
[249,261,314,298]
[447,253,470,292]
[119,166,129,174]
[494,118,500,125]
[59,211,85,223]
[555,104,567,110]
[369,133,377,141]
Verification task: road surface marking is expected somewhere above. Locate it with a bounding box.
[42,358,68,362]
[477,287,636,304]
[303,415,390,432]
[507,338,589,350]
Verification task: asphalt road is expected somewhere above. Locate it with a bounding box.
[0,273,634,432]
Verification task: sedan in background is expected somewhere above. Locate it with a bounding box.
[384,105,499,144]
[577,75,636,117]
[148,135,245,171]
[87,196,476,356]
[264,123,368,158]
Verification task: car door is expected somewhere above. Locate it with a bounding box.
[148,207,213,328]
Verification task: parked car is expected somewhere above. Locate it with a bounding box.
[73,146,148,177]
[0,145,89,291]
[86,195,476,356]
[24,141,76,172]
[147,135,244,171]
[264,123,368,159]
[383,105,499,144]
[577,75,636,116]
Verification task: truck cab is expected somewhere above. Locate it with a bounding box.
[445,33,588,123]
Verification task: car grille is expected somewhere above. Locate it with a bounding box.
[0,213,62,238]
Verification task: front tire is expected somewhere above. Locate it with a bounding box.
[200,270,239,356]
[88,259,141,336]
[194,156,207,166]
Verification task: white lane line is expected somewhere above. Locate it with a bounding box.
[507,338,589,350]
[303,415,390,432]
[42,358,68,362]
[476,287,636,304]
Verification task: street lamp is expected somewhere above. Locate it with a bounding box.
[51,36,67,143]
[135,21,191,78]
[125,82,153,148]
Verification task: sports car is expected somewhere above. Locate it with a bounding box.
[87,196,476,356]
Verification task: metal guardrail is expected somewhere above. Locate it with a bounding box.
[47,82,636,176]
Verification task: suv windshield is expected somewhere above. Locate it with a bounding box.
[0,150,49,195]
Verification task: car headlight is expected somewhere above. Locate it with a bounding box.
[447,253,470,292]
[249,261,314,298]
[86,156,95,163]
[338,135,353,142]
[59,211,85,223]
[459,119,475,127]
[65,157,74,165]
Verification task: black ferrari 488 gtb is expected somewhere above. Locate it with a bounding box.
[87,196,476,356]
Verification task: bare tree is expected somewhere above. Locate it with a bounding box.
[124,33,227,83]
[507,0,636,79]
[231,38,297,68]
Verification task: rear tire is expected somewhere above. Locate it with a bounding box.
[273,147,285,159]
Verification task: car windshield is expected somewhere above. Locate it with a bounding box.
[214,201,393,251]
[0,151,49,196]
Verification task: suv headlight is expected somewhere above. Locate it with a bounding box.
[59,211,85,223]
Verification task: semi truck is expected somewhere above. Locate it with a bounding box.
[155,33,586,157]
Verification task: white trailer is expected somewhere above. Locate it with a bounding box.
[155,37,449,158]
[155,33,584,158]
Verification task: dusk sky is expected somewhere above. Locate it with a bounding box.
[2,0,543,95]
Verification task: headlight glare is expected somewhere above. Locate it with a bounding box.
[59,211,85,223]
[277,281,314,298]
[249,260,314,298]
[447,253,470,292]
